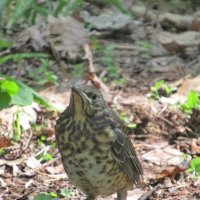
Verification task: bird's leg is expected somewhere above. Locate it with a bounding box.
[117,189,127,200]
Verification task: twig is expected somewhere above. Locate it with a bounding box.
[36,156,59,169]
[15,189,36,200]
[83,43,109,92]
[32,169,67,180]
[23,130,33,151]
[139,184,160,200]
[83,43,95,74]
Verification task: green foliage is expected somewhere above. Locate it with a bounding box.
[0,52,48,64]
[0,75,57,110]
[0,79,19,110]
[37,150,53,162]
[149,80,176,100]
[33,193,58,200]
[91,39,124,84]
[106,0,131,15]
[0,38,12,50]
[0,77,33,110]
[54,0,84,17]
[119,112,136,129]
[60,188,75,198]
[0,79,19,95]
[12,108,22,141]
[71,63,84,77]
[7,0,34,28]
[42,153,53,161]
[0,148,4,156]
[188,157,200,176]
[135,40,153,49]
[49,192,57,198]
[135,40,152,60]
[37,135,47,146]
[28,59,58,85]
[0,0,84,27]
[181,90,200,113]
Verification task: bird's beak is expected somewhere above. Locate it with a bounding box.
[71,85,90,111]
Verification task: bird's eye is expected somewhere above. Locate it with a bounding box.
[87,92,97,100]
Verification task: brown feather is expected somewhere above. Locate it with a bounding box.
[112,128,143,185]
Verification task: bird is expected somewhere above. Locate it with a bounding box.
[56,84,143,200]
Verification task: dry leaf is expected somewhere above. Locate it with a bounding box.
[44,15,89,62]
[0,135,12,148]
[142,142,183,166]
[81,11,132,30]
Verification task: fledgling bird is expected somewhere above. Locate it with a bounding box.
[56,85,143,200]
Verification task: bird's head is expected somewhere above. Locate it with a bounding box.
[69,85,106,119]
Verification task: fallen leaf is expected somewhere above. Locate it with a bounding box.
[0,135,12,148]
[44,15,89,62]
[142,142,184,166]
[81,11,132,31]
[156,166,186,180]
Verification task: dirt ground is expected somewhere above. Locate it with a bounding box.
[0,0,200,200]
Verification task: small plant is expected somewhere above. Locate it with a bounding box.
[37,134,47,146]
[91,39,123,84]
[135,40,153,60]
[37,150,53,162]
[42,153,53,161]
[12,108,22,141]
[0,78,19,110]
[60,188,75,198]
[181,90,200,113]
[33,193,58,200]
[71,63,84,77]
[0,0,84,28]
[107,0,131,14]
[0,74,57,110]
[149,80,176,100]
[0,148,4,156]
[0,52,48,64]
[135,40,153,49]
[188,157,200,177]
[28,59,58,85]
[119,112,136,129]
[49,192,57,198]
[0,38,12,50]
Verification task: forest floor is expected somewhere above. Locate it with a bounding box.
[0,0,200,200]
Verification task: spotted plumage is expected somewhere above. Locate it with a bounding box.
[56,85,143,200]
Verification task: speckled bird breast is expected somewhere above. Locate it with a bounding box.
[56,112,132,196]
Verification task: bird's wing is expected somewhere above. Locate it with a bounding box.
[111,128,143,185]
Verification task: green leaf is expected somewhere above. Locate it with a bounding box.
[10,83,33,106]
[0,148,4,156]
[43,153,53,161]
[106,0,131,14]
[155,80,164,90]
[0,80,19,95]
[7,0,34,27]
[0,39,12,50]
[189,157,200,176]
[0,92,11,110]
[60,189,75,198]
[181,90,200,113]
[0,74,58,110]
[136,40,153,49]
[33,193,58,200]
[186,90,199,108]
[0,53,48,64]
[49,192,57,198]
[127,123,136,129]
